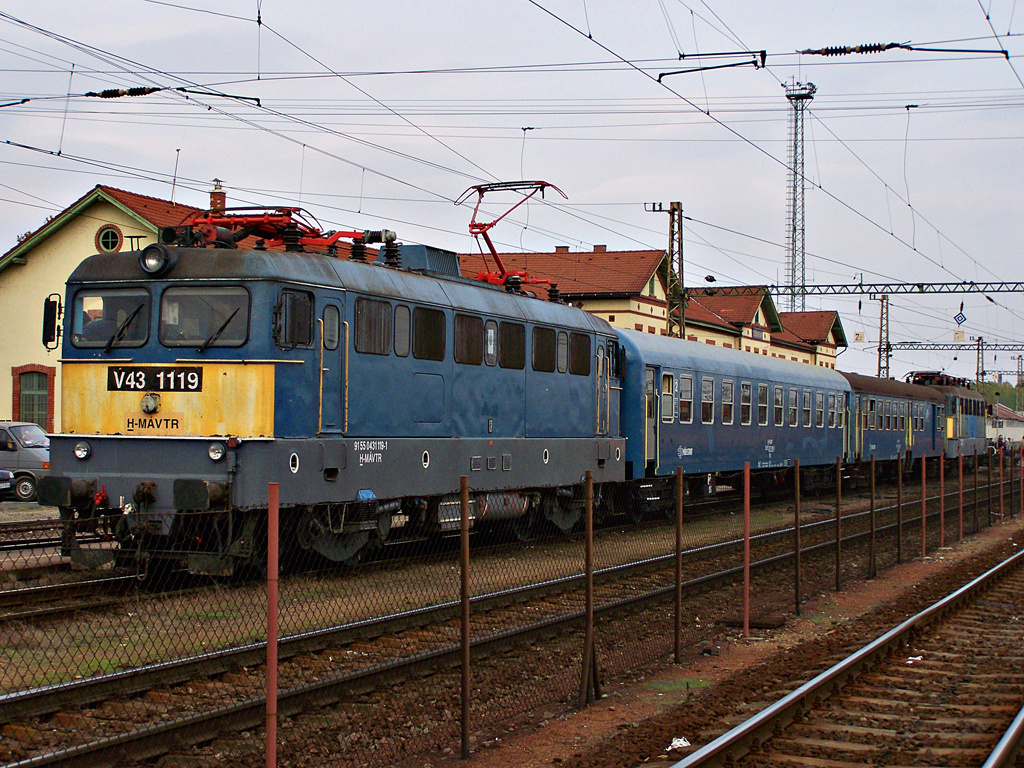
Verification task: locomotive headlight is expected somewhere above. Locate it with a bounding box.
[74,441,91,460]
[207,442,226,462]
[139,243,177,276]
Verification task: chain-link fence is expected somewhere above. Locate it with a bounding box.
[0,448,1019,767]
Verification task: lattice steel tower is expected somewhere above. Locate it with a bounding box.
[785,82,815,312]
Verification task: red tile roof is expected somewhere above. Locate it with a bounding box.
[778,311,841,345]
[99,186,201,228]
[687,286,768,325]
[458,248,664,295]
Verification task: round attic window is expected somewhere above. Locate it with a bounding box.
[95,224,123,253]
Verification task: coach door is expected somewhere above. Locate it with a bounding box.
[318,298,345,434]
[645,367,658,472]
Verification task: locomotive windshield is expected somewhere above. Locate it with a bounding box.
[159,286,250,348]
[72,288,150,349]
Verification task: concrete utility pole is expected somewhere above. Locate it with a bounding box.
[646,201,686,338]
[785,81,815,312]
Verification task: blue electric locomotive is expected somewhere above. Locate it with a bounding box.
[40,211,624,574]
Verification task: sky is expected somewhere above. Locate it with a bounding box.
[1,0,1022,382]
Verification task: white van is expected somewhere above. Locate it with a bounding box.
[0,422,50,501]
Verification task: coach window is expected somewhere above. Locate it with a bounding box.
[867,398,876,430]
[828,393,836,428]
[802,390,811,427]
[484,320,497,366]
[740,382,752,425]
[532,327,556,372]
[354,297,392,355]
[899,402,906,431]
[679,375,693,423]
[555,331,569,373]
[815,391,824,427]
[701,377,715,424]
[757,383,769,426]
[838,398,844,429]
[788,388,798,427]
[454,314,483,365]
[569,333,591,376]
[412,307,446,361]
[323,305,340,350]
[722,380,734,425]
[162,286,249,349]
[499,322,525,369]
[774,385,784,426]
[662,374,675,423]
[394,305,410,357]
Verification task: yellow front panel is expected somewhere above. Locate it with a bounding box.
[946,416,955,440]
[62,363,275,437]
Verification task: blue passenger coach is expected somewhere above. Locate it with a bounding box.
[617,329,851,489]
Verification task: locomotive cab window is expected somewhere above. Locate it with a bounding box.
[162,286,250,349]
[273,289,312,349]
[73,288,151,348]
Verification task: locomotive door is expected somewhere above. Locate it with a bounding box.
[645,367,658,473]
[318,299,345,434]
[596,344,608,435]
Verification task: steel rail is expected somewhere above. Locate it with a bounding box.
[669,548,1024,768]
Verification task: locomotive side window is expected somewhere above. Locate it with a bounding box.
[73,288,151,348]
[679,375,693,423]
[815,391,824,427]
[454,314,483,365]
[606,339,620,378]
[802,390,811,427]
[412,307,446,361]
[701,377,715,425]
[569,333,591,375]
[354,297,392,355]
[788,388,798,427]
[499,322,525,369]
[323,305,340,350]
[740,382,752,425]
[484,321,497,366]
[162,286,249,348]
[757,383,769,426]
[273,289,312,349]
[556,331,569,373]
[773,385,784,426]
[394,305,410,357]
[532,327,556,372]
[722,380,734,425]
[661,374,675,423]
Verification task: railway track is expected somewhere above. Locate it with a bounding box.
[0,472,1012,767]
[0,575,142,622]
[670,548,1024,768]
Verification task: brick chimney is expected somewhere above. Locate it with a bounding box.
[593,244,607,252]
[210,179,226,213]
[554,245,570,253]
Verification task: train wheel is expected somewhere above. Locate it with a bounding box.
[542,492,582,534]
[297,506,371,566]
[510,504,539,542]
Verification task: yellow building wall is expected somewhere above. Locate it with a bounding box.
[0,200,156,428]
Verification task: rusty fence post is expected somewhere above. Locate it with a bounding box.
[835,457,842,592]
[958,454,964,541]
[974,449,980,532]
[266,482,279,768]
[579,470,599,706]
[988,450,994,525]
[896,454,903,564]
[460,476,471,759]
[869,454,876,578]
[674,467,683,664]
[921,455,927,558]
[1000,447,1006,520]
[742,462,750,638]
[794,459,801,616]
[939,456,945,548]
